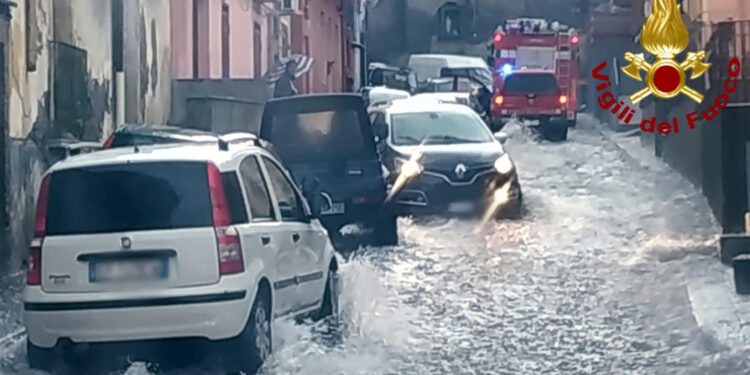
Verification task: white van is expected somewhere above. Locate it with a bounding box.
[407,54,492,86]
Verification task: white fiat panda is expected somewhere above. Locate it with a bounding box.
[23,139,339,373]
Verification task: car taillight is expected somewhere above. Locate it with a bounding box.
[494,32,502,43]
[559,95,568,105]
[103,134,115,149]
[27,239,42,285]
[207,163,244,275]
[34,175,50,238]
[494,95,504,105]
[28,175,50,285]
[216,226,243,275]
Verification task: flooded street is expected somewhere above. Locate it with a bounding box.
[3,118,750,374]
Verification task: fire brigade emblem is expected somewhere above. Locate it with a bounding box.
[621,0,710,104]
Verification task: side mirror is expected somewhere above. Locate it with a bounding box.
[301,178,322,218]
[373,122,389,142]
[494,131,509,144]
[578,104,587,112]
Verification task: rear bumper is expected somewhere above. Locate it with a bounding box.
[320,201,390,228]
[24,276,254,348]
[492,109,568,122]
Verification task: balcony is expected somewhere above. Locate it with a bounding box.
[706,20,750,104]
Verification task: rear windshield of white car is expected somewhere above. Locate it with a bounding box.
[45,161,213,235]
[502,74,560,94]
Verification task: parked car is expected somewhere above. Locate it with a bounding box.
[260,94,398,245]
[24,141,339,374]
[363,86,411,109]
[103,124,261,149]
[407,54,493,88]
[491,69,569,141]
[47,139,102,164]
[367,62,417,93]
[408,92,485,118]
[368,100,522,218]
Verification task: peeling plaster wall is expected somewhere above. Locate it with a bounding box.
[9,0,52,140]
[140,0,172,123]
[6,0,53,271]
[53,0,114,140]
[123,0,171,124]
[4,0,115,271]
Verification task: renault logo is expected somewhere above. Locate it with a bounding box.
[120,237,133,250]
[455,164,468,179]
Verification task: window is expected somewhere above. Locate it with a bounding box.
[221,3,230,78]
[390,111,493,146]
[192,0,203,78]
[268,109,367,163]
[222,172,249,224]
[46,162,213,235]
[502,73,560,94]
[262,157,306,222]
[253,23,262,78]
[239,156,275,221]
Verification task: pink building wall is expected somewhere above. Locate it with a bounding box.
[171,0,269,80]
[291,0,351,94]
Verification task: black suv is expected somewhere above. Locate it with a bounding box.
[260,94,397,245]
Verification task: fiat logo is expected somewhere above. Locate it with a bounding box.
[455,164,468,179]
[120,237,133,250]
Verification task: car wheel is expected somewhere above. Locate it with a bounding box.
[542,121,568,142]
[372,214,398,246]
[315,267,340,321]
[496,185,523,220]
[27,340,55,371]
[225,288,272,374]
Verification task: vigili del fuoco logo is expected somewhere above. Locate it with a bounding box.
[592,0,742,134]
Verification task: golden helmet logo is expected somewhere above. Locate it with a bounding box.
[621,0,711,104]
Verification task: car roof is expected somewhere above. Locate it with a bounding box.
[408,54,488,68]
[383,99,475,115]
[48,142,268,173]
[412,92,470,100]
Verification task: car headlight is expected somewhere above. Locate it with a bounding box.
[494,153,514,175]
[395,156,423,178]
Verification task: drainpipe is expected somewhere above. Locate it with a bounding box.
[352,42,366,90]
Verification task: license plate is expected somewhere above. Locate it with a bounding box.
[448,201,475,213]
[90,258,167,283]
[322,202,345,215]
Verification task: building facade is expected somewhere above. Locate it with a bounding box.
[1,0,173,273]
[283,0,355,93]
[171,0,278,80]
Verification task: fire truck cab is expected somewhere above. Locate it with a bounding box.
[489,18,579,139]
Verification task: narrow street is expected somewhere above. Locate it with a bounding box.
[1,117,748,374]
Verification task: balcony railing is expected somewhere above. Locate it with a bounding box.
[706,20,750,103]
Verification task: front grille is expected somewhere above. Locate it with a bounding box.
[424,165,495,184]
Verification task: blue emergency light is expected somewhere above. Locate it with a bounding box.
[500,64,513,76]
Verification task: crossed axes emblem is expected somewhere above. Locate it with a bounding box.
[622,51,711,104]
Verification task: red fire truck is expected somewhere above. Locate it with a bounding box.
[489,18,580,139]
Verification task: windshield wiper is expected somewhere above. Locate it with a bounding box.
[427,134,480,144]
[396,135,422,145]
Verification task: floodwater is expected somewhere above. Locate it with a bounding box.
[3,117,750,374]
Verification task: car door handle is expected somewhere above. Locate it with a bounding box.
[292,233,301,243]
[261,235,272,246]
